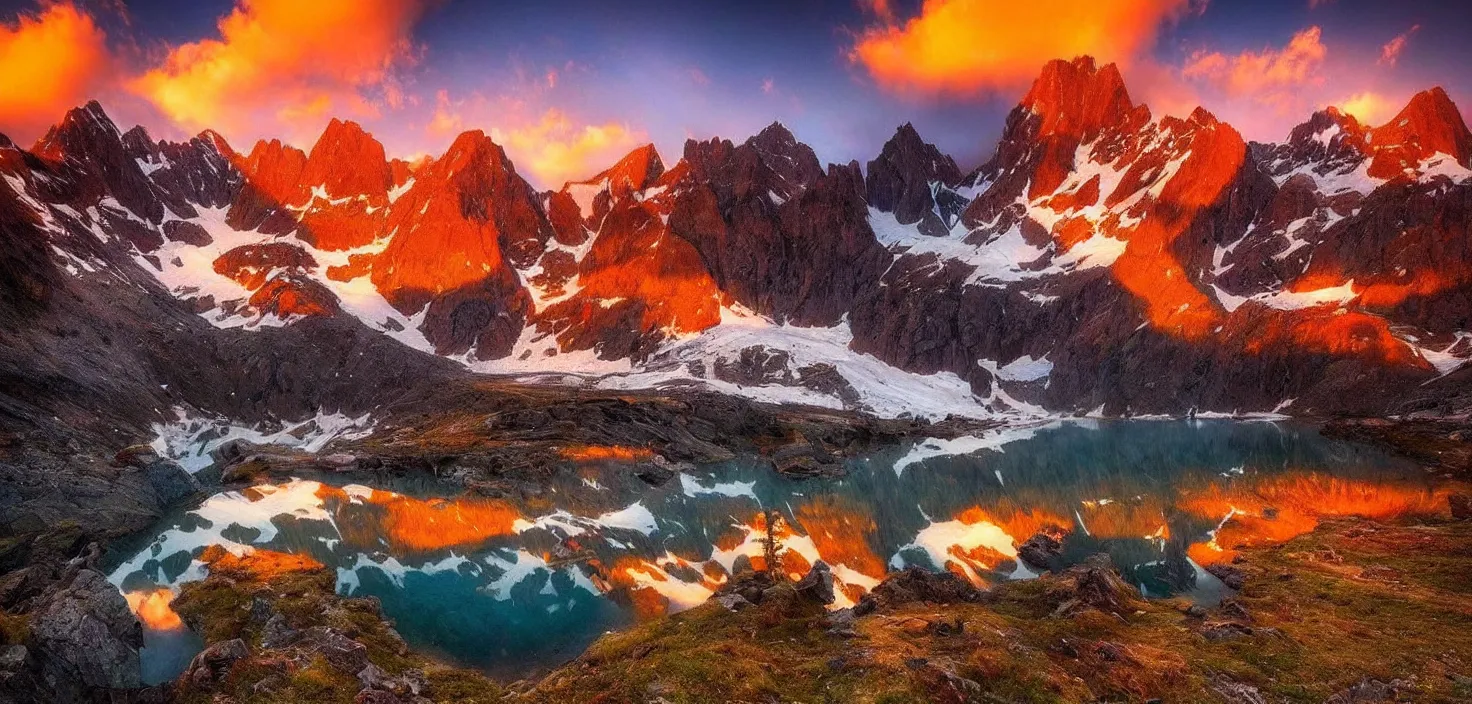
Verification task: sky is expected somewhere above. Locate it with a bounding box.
[0,0,1468,190]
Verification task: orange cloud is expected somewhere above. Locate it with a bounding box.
[129,0,427,143]
[1182,26,1326,113]
[848,0,1198,96]
[490,108,647,189]
[0,2,113,143]
[1379,25,1419,67]
[427,89,463,136]
[1336,91,1395,126]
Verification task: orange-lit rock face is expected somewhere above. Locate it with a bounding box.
[125,588,183,631]
[1109,111,1243,341]
[213,242,319,290]
[1020,58,1139,200]
[228,139,308,233]
[371,130,540,358]
[372,130,538,308]
[558,445,655,462]
[315,484,523,552]
[1237,306,1421,368]
[531,145,724,361]
[249,275,339,318]
[1181,473,1449,565]
[1366,88,1472,179]
[294,119,393,251]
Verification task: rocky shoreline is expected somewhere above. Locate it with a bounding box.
[25,507,1467,704]
[0,384,1005,703]
[1,411,1468,702]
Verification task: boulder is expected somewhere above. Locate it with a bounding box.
[143,458,201,506]
[1206,563,1247,590]
[794,561,835,605]
[30,569,142,690]
[1450,493,1470,521]
[186,638,249,686]
[860,567,983,612]
[1045,555,1144,617]
[297,626,369,675]
[1017,531,1064,570]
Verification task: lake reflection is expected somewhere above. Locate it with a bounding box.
[107,419,1446,681]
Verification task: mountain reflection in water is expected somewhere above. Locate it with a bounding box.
[107,419,1447,681]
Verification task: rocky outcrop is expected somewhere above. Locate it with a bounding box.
[866,123,965,237]
[31,569,142,691]
[670,123,890,325]
[372,130,541,359]
[1366,87,1472,179]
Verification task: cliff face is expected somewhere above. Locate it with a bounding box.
[6,56,1472,421]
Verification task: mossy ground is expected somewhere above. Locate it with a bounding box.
[161,506,1472,703]
[526,517,1472,704]
[169,551,503,704]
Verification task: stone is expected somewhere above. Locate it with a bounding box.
[144,458,201,506]
[1450,493,1471,521]
[30,569,142,690]
[633,464,676,487]
[1323,678,1410,703]
[186,638,249,686]
[794,561,835,605]
[867,567,983,608]
[715,594,753,612]
[1017,531,1064,570]
[263,615,299,651]
[298,627,369,674]
[1206,563,1247,590]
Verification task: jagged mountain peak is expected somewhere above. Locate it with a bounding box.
[1022,56,1136,140]
[1359,88,1472,179]
[574,142,664,194]
[303,118,391,200]
[867,121,965,236]
[439,129,513,172]
[196,129,235,159]
[1378,88,1470,154]
[33,100,124,159]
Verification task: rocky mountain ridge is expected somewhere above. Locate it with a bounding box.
[5,56,1472,426]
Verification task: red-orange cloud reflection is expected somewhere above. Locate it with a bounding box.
[558,445,655,463]
[795,496,887,582]
[125,588,183,631]
[316,484,523,552]
[0,3,112,144]
[849,0,1196,96]
[1181,473,1449,565]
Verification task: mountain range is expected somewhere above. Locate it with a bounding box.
[5,55,1472,436]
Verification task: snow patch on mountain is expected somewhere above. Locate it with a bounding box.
[150,408,376,473]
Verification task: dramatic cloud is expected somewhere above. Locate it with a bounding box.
[490,109,647,189]
[129,0,427,143]
[1336,92,1395,126]
[1379,25,1419,67]
[848,0,1199,96]
[1182,26,1326,113]
[0,2,113,143]
[427,89,463,137]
